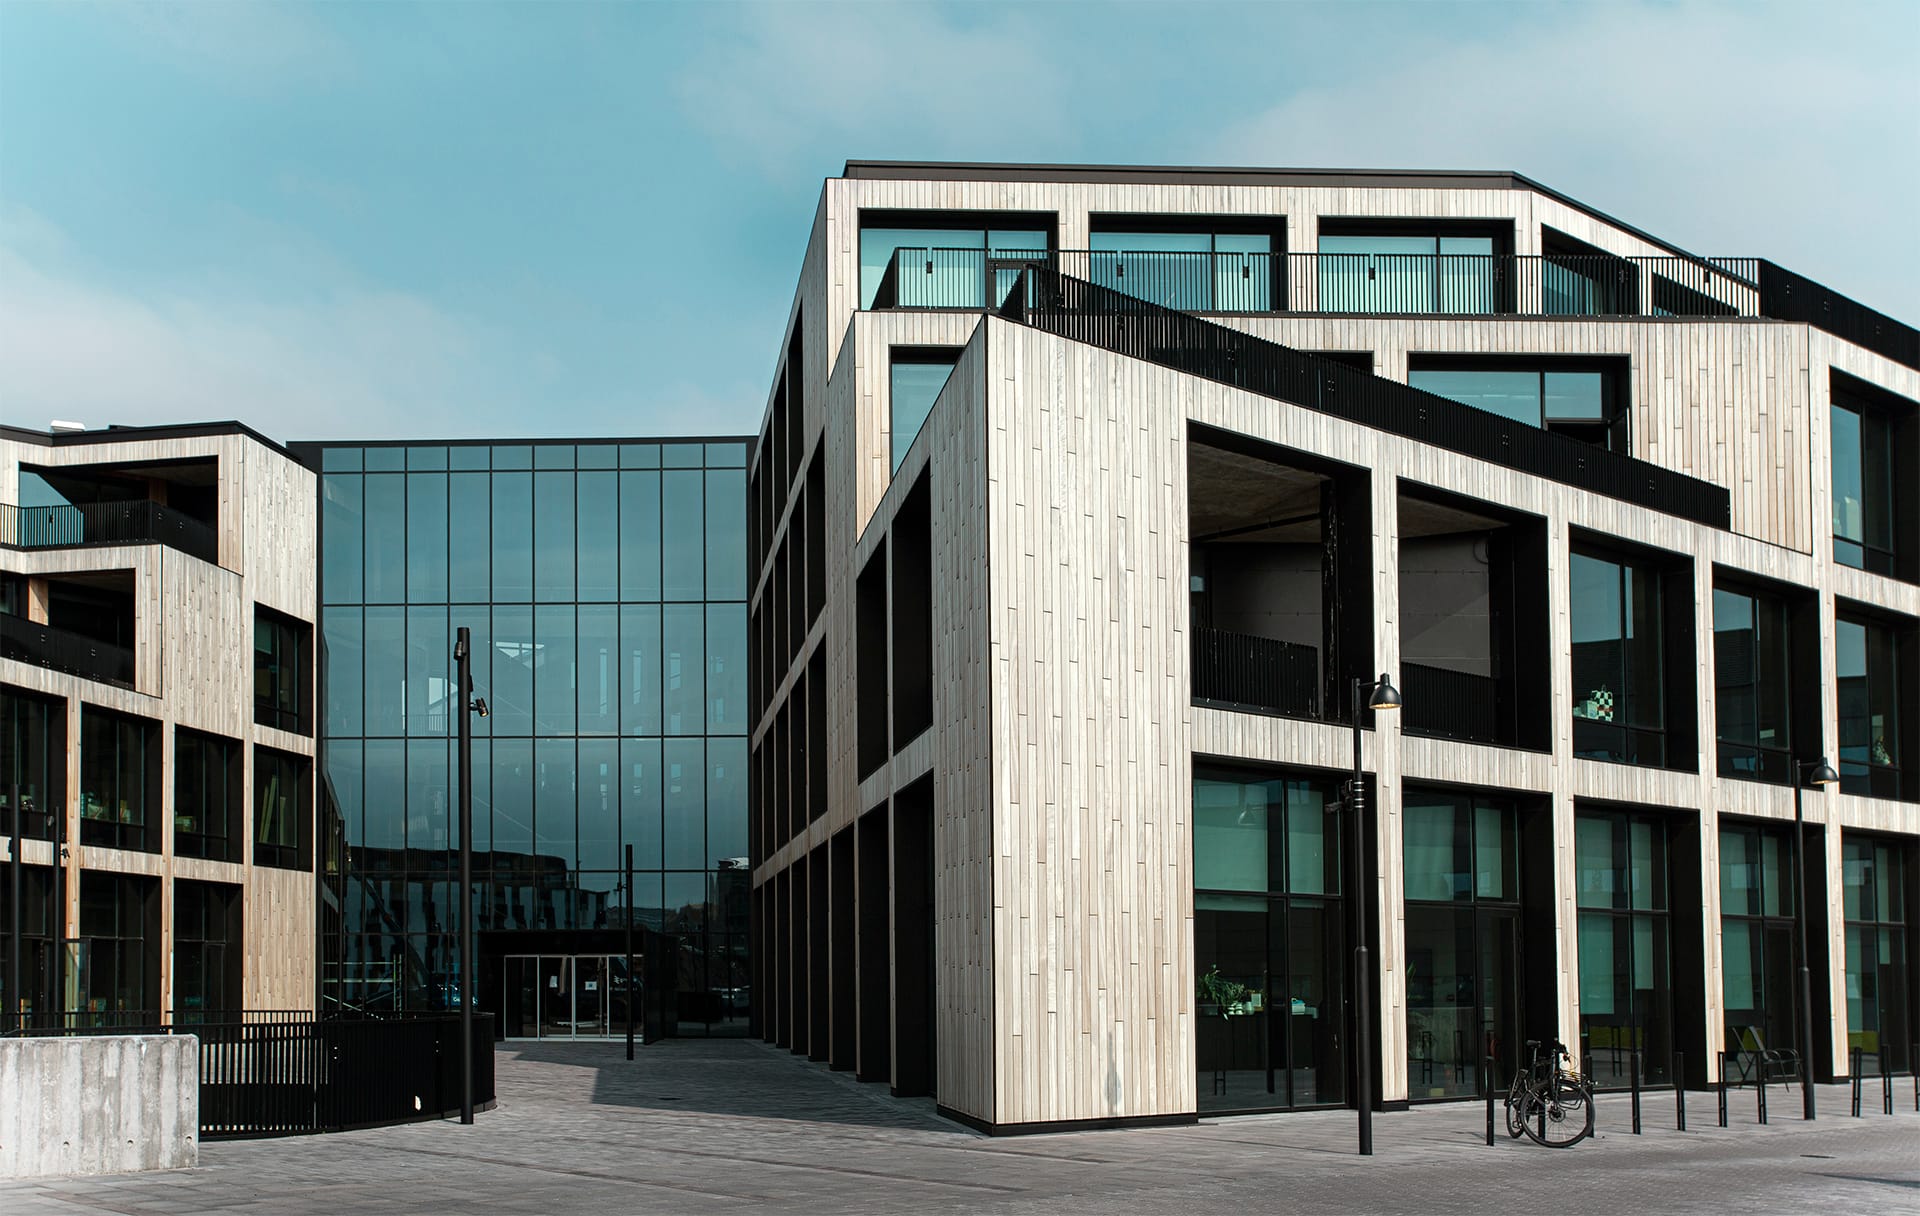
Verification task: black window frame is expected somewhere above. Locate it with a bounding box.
[174,727,244,862]
[1830,371,1913,581]
[1408,354,1631,454]
[78,703,161,853]
[254,604,313,735]
[173,879,243,1023]
[253,744,313,871]
[1835,603,1915,801]
[0,683,65,842]
[1569,536,1698,773]
[1711,571,1821,787]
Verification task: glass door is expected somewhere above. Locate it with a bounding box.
[574,957,608,1037]
[538,956,572,1038]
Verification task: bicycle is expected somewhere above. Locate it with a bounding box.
[1503,1038,1594,1147]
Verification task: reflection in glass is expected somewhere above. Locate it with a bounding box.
[406,473,448,602]
[704,470,746,600]
[664,738,705,869]
[322,475,364,603]
[577,472,619,602]
[891,356,958,471]
[364,607,407,736]
[1843,836,1912,1073]
[1569,551,1668,767]
[491,472,533,602]
[622,605,662,736]
[619,472,662,601]
[706,604,747,735]
[1837,615,1905,798]
[363,474,407,603]
[448,473,491,602]
[661,471,704,601]
[534,605,577,735]
[664,604,705,735]
[1575,810,1674,1087]
[534,471,575,602]
[577,605,620,735]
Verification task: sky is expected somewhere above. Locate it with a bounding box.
[0,0,1915,443]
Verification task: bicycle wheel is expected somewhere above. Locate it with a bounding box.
[1504,1075,1529,1139]
[1521,1075,1594,1148]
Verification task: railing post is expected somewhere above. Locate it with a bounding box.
[1718,1051,1728,1128]
[1484,1053,1495,1147]
[1674,1051,1686,1131]
[1757,1064,1767,1124]
[1851,1047,1862,1117]
[1885,1053,1894,1116]
[1631,1046,1641,1134]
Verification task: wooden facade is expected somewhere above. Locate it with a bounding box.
[751,165,1919,1130]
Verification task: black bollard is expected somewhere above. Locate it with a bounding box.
[1851,1048,1862,1117]
[1757,1067,1768,1124]
[1485,1055,1495,1147]
[1631,1049,1642,1134]
[1675,1051,1687,1131]
[1884,1054,1894,1116]
[1718,1051,1729,1128]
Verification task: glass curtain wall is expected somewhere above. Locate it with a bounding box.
[317,440,750,1032]
[1718,822,1798,1066]
[1570,552,1667,767]
[1193,766,1346,1113]
[1713,587,1792,783]
[1843,835,1912,1073]
[1402,790,1523,1098]
[1575,809,1675,1087]
[1837,614,1905,798]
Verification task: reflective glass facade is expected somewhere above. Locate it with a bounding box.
[312,439,751,1032]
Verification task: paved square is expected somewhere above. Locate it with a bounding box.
[4,1040,1917,1214]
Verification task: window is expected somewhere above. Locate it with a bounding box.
[254,606,311,734]
[1832,390,1897,574]
[1713,586,1792,783]
[1089,225,1278,311]
[1402,790,1523,1098]
[1843,835,1913,1075]
[1193,766,1345,1113]
[174,881,241,1022]
[254,746,312,870]
[1409,360,1627,453]
[859,218,1051,309]
[80,706,160,853]
[1575,809,1676,1087]
[175,728,243,862]
[1318,230,1501,313]
[1719,821,1799,1061]
[1570,550,1673,768]
[1837,612,1908,799]
[889,349,959,472]
[0,684,64,842]
[77,872,156,1025]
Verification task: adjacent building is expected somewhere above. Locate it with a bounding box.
[1,422,318,1025]
[748,162,1919,1132]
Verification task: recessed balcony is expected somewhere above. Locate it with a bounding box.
[1,499,219,565]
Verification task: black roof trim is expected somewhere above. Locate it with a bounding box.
[0,420,295,459]
[284,435,758,471]
[839,160,1702,261]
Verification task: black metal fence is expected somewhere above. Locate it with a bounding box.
[1757,261,1919,370]
[11,1011,494,1140]
[0,613,135,689]
[1401,663,1503,746]
[0,499,220,565]
[1191,626,1319,718]
[998,267,1732,530]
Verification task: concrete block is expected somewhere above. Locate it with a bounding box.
[0,1035,198,1178]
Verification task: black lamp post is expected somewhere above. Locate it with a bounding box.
[1349,672,1402,1156]
[454,628,489,1126]
[1791,755,1839,1121]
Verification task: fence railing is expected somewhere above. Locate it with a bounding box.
[0,613,135,689]
[0,499,220,565]
[998,267,1732,530]
[1401,662,1504,746]
[9,1010,495,1139]
[1191,626,1320,719]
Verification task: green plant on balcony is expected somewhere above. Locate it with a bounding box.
[1198,965,1255,1019]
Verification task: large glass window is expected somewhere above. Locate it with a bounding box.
[1089,229,1274,312]
[1844,835,1913,1075]
[1193,766,1345,1113]
[1713,586,1792,783]
[1576,809,1675,1087]
[1318,232,1497,313]
[859,223,1049,309]
[174,881,240,1022]
[1719,821,1798,1064]
[1409,363,1625,452]
[174,728,242,862]
[890,349,959,472]
[254,606,311,734]
[0,685,64,842]
[1403,790,1523,1098]
[1832,394,1896,574]
[255,746,311,870]
[77,871,155,1025]
[1837,613,1907,799]
[79,706,159,853]
[1571,551,1670,767]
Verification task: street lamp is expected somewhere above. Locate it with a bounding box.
[1349,672,1401,1156]
[1791,755,1838,1121]
[454,628,489,1126]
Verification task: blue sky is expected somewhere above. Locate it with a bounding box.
[1,0,1915,442]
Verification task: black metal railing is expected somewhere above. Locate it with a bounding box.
[1757,260,1919,370]
[998,267,1732,529]
[0,613,135,688]
[1401,663,1503,745]
[10,1010,494,1139]
[0,499,220,565]
[1191,626,1319,718]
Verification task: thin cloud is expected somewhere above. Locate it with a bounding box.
[1205,0,1920,317]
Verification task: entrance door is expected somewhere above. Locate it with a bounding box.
[538,957,572,1038]
[503,955,631,1039]
[574,957,608,1036]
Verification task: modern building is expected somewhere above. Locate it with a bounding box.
[1,422,319,1026]
[297,438,753,1038]
[748,162,1919,1132]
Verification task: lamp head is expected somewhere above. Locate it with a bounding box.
[1368,673,1402,712]
[1805,757,1839,787]
[472,697,490,719]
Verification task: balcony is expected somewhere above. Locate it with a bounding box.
[871,248,1917,370]
[0,499,219,565]
[0,614,135,689]
[1191,626,1320,719]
